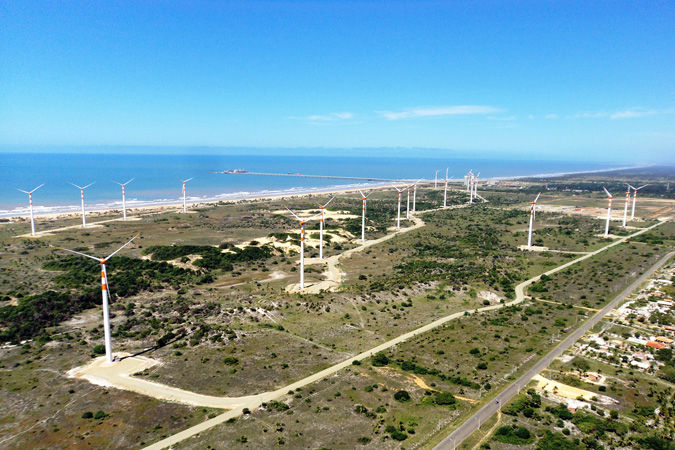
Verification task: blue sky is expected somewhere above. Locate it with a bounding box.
[1,1,673,162]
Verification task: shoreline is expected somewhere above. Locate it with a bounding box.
[1,164,643,222]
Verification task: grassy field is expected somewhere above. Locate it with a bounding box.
[0,173,672,449]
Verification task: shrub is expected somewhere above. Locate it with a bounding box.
[390,430,408,441]
[494,425,534,445]
[372,352,390,366]
[434,391,457,406]
[394,390,411,402]
[93,344,106,355]
[223,356,239,365]
[81,411,93,419]
[476,362,488,370]
[265,401,289,411]
[93,410,106,420]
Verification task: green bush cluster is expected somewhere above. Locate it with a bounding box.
[493,425,534,445]
[0,290,97,343]
[142,244,272,271]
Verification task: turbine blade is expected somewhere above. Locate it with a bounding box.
[69,182,84,189]
[637,184,648,190]
[16,188,30,194]
[285,207,302,221]
[31,183,44,193]
[627,183,636,190]
[534,192,541,203]
[105,234,140,260]
[322,196,336,208]
[125,178,135,185]
[358,189,365,198]
[182,177,194,183]
[82,182,95,190]
[602,187,611,197]
[59,247,100,261]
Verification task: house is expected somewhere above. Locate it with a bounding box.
[646,341,666,350]
[665,325,675,332]
[655,336,674,346]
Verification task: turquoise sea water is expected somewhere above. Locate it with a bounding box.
[0,152,620,217]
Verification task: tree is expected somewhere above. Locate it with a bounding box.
[571,357,590,373]
[434,392,457,405]
[372,352,390,366]
[394,390,411,402]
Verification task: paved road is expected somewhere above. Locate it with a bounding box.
[434,248,674,450]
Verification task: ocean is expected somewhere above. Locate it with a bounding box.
[0,152,620,218]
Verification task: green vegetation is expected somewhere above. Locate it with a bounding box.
[493,425,534,445]
[143,243,272,271]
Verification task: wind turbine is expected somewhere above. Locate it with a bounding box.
[434,170,439,189]
[622,185,631,227]
[443,168,449,208]
[629,184,648,220]
[286,208,320,289]
[473,172,480,202]
[317,196,335,259]
[466,170,472,192]
[17,184,44,236]
[406,185,411,219]
[394,187,404,229]
[602,187,613,237]
[114,178,134,221]
[59,235,138,363]
[358,190,373,242]
[412,181,418,213]
[469,173,474,204]
[527,193,541,248]
[70,182,95,227]
[181,178,193,213]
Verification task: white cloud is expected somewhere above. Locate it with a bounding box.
[377,105,501,120]
[290,112,354,121]
[565,107,672,120]
[545,114,559,119]
[609,109,658,119]
[488,115,517,121]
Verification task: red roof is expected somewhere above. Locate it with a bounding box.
[646,341,666,349]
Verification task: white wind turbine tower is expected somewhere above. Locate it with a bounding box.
[317,196,335,259]
[60,235,138,363]
[181,178,193,213]
[394,186,404,229]
[114,178,134,221]
[412,181,418,213]
[527,192,541,248]
[17,184,44,236]
[443,168,449,208]
[622,184,631,227]
[466,170,472,192]
[358,190,373,242]
[602,187,613,237]
[286,208,320,289]
[629,184,648,220]
[70,182,95,227]
[434,170,439,188]
[473,172,480,201]
[469,173,475,204]
[406,185,411,219]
